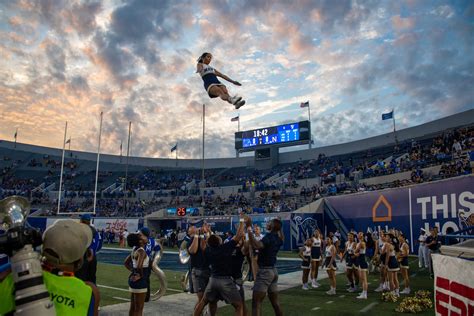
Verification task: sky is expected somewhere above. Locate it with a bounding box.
[0,0,473,159]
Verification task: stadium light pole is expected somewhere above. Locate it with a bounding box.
[124,121,132,215]
[93,112,103,215]
[392,108,398,146]
[201,104,205,209]
[307,103,312,149]
[57,121,68,214]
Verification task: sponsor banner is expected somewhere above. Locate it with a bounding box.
[92,218,139,233]
[290,213,323,250]
[433,254,474,315]
[42,217,140,234]
[325,176,474,253]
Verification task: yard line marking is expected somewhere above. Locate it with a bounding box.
[360,302,378,313]
[101,247,301,261]
[339,295,345,298]
[98,284,182,293]
[311,307,320,311]
[98,284,128,292]
[326,301,334,304]
[112,296,130,302]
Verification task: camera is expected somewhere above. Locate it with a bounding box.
[0,196,55,315]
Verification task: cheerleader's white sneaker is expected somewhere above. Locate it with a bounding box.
[234,99,245,109]
[400,288,411,295]
[356,293,367,299]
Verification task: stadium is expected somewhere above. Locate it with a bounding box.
[1,1,474,316]
[1,109,473,315]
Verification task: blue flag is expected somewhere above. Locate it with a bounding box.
[170,143,178,152]
[382,111,393,120]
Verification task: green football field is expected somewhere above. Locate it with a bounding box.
[96,263,186,306]
[96,257,434,315]
[218,259,434,315]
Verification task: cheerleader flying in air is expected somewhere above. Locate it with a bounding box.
[196,52,246,109]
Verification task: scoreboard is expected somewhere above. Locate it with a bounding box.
[235,121,310,151]
[167,207,199,216]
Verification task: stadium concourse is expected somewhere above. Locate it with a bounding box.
[0,110,473,315]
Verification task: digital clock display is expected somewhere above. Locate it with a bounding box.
[235,121,310,151]
[167,208,199,216]
[241,123,299,148]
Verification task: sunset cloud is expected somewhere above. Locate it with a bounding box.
[0,0,472,159]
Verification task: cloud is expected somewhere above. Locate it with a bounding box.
[391,15,416,31]
[0,0,472,160]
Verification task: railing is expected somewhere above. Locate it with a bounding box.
[323,201,349,241]
[442,226,474,245]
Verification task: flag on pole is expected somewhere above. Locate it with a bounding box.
[65,138,71,145]
[382,110,394,120]
[171,143,178,153]
[300,101,309,108]
[231,115,239,122]
[120,141,123,153]
[14,130,17,140]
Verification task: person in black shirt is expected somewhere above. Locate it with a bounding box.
[247,218,284,316]
[425,226,440,278]
[193,218,245,316]
[188,224,210,309]
[231,232,249,316]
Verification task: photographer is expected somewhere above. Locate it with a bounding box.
[0,219,100,315]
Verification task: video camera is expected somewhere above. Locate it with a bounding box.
[0,196,55,315]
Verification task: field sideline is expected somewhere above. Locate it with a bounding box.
[219,259,434,315]
[97,257,434,315]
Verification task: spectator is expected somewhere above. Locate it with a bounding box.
[0,220,100,315]
[75,214,102,284]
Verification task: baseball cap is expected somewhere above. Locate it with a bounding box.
[139,227,150,237]
[80,214,92,221]
[42,220,92,265]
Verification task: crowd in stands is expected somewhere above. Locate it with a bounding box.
[0,125,472,217]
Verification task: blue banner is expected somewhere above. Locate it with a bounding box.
[382,111,393,120]
[325,176,474,253]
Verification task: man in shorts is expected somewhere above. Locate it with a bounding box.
[193,218,245,316]
[247,218,284,316]
[188,224,210,308]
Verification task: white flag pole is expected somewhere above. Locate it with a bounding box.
[93,112,103,215]
[57,121,68,214]
[307,102,312,149]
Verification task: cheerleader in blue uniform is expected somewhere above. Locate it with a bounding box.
[374,231,388,292]
[323,237,337,295]
[342,233,358,292]
[355,232,368,299]
[310,230,323,288]
[299,239,312,290]
[385,234,400,296]
[398,234,411,294]
[196,52,246,109]
[124,233,150,316]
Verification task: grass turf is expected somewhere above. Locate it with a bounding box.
[102,243,301,258]
[97,256,433,315]
[96,263,187,307]
[218,259,434,316]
